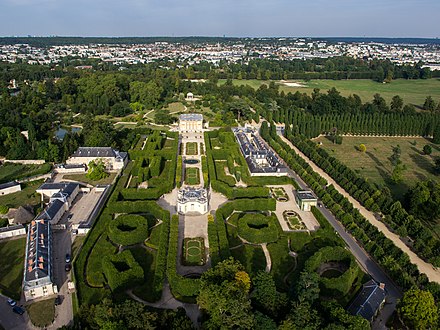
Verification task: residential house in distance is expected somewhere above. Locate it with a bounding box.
[295,190,318,211]
[0,181,21,196]
[23,220,57,301]
[66,147,128,172]
[347,280,387,322]
[179,113,203,132]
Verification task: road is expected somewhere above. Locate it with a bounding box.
[266,133,403,328]
[278,134,440,283]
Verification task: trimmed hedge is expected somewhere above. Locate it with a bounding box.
[176,155,183,188]
[108,214,149,246]
[305,246,360,297]
[167,215,200,299]
[237,213,279,244]
[102,250,144,293]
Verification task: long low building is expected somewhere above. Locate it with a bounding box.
[23,220,57,301]
[0,181,21,196]
[233,127,288,176]
[66,147,128,172]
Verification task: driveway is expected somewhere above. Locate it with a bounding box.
[0,294,30,330]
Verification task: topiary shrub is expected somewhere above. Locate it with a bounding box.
[108,214,149,246]
[237,213,279,244]
[304,246,360,297]
[102,250,144,292]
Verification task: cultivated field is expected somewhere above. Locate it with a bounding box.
[316,136,440,199]
[218,78,440,108]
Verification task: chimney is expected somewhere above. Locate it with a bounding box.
[379,283,385,290]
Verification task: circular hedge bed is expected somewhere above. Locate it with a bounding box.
[108,214,149,246]
[237,213,279,244]
[305,246,359,296]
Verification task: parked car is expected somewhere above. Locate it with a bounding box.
[55,296,62,306]
[7,298,17,307]
[12,306,25,315]
[67,214,73,221]
[65,263,72,272]
[65,253,71,263]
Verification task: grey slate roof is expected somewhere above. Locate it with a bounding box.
[72,147,116,158]
[179,113,203,121]
[36,199,64,221]
[0,181,20,190]
[24,220,51,282]
[347,280,386,321]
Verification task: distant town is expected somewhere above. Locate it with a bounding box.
[1,37,440,68]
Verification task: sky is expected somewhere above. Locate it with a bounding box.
[0,0,439,38]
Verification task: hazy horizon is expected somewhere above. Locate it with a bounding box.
[0,0,439,38]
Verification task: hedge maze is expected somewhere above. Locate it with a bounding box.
[75,132,176,306]
[74,126,368,311]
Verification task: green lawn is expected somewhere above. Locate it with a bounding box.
[219,78,440,108]
[27,298,55,327]
[72,236,86,258]
[183,237,205,266]
[0,238,26,300]
[0,163,51,184]
[185,167,200,185]
[0,180,42,209]
[185,142,198,156]
[63,173,117,185]
[316,136,440,200]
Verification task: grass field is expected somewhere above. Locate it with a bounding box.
[183,237,205,266]
[27,298,55,327]
[0,238,26,300]
[0,163,51,184]
[0,180,42,209]
[185,167,200,185]
[185,142,198,156]
[218,78,440,108]
[316,136,440,200]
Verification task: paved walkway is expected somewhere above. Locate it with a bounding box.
[279,134,440,284]
[261,244,272,272]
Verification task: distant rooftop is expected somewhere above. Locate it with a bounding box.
[179,113,203,121]
[72,147,124,158]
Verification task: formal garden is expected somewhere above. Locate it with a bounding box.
[184,167,200,186]
[283,210,307,231]
[183,238,205,266]
[270,187,289,202]
[185,142,198,155]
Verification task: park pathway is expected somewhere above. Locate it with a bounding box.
[279,133,440,284]
[261,244,272,272]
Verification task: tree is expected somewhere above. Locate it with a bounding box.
[423,96,436,112]
[435,157,440,174]
[251,271,288,319]
[86,159,109,181]
[433,125,440,144]
[358,144,366,152]
[398,289,438,329]
[390,95,403,112]
[295,271,320,304]
[423,144,432,155]
[197,258,255,329]
[391,163,406,184]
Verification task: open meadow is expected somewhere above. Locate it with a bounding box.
[218,78,440,108]
[315,136,440,200]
